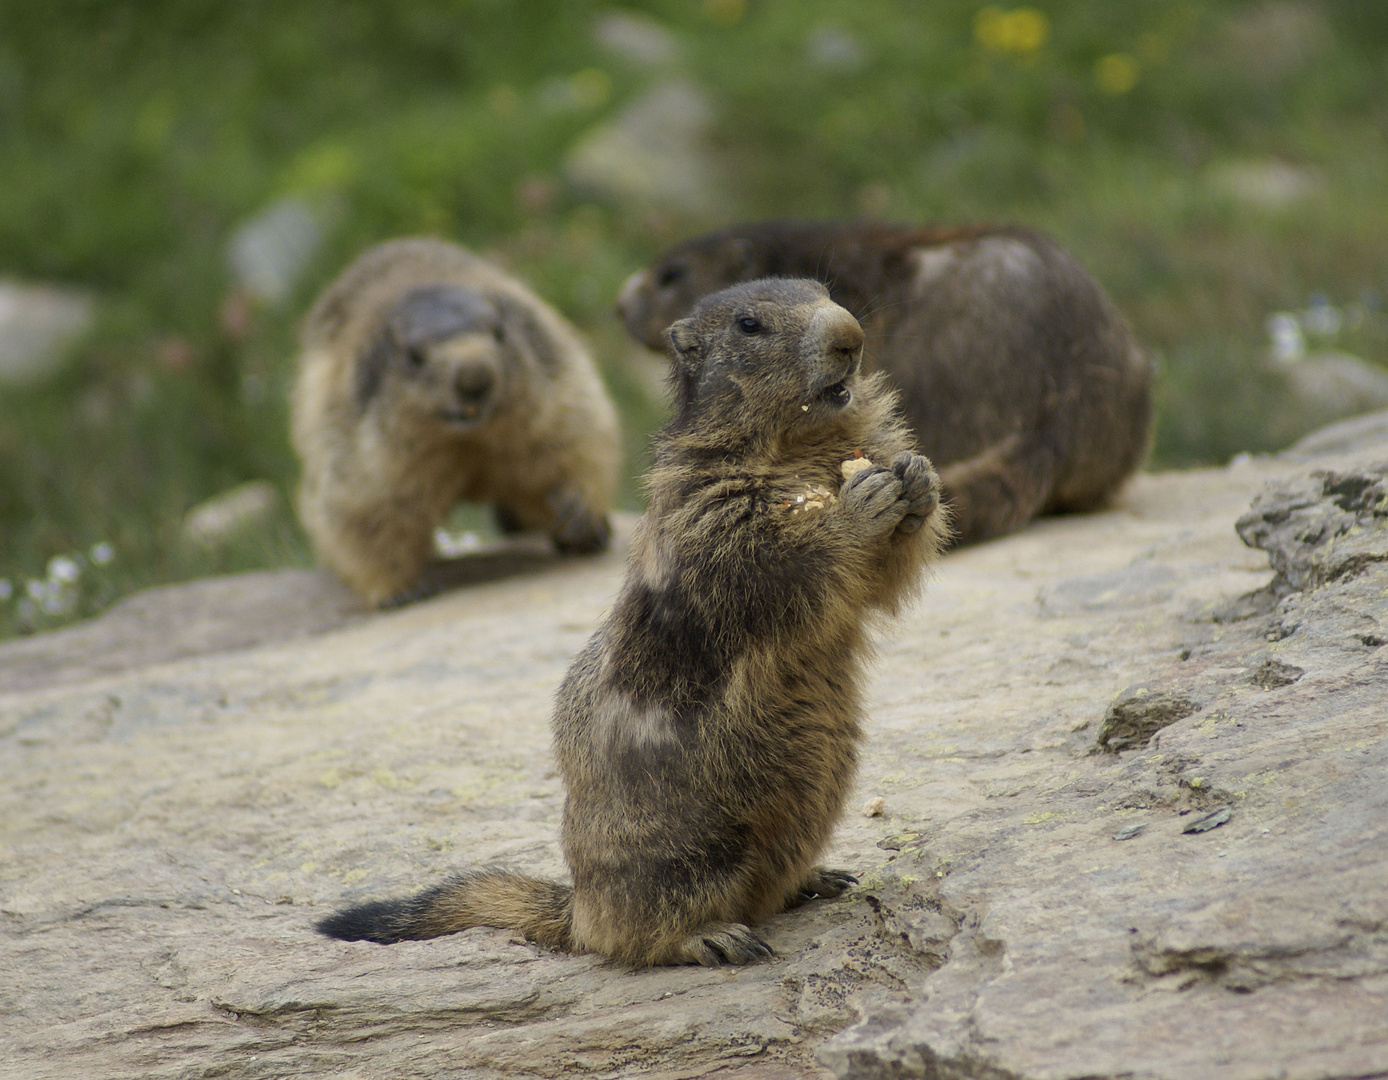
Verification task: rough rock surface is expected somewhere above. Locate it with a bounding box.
[3,414,1387,1080]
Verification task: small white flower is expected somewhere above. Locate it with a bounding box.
[433,529,482,558]
[0,579,11,601]
[48,555,81,583]
[26,579,46,601]
[90,542,115,565]
[1302,294,1343,338]
[1266,312,1304,364]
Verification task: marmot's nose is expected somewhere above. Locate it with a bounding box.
[614,270,648,325]
[814,304,864,365]
[454,363,495,406]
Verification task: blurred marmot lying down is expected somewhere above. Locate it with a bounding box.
[317,279,948,966]
[292,237,620,605]
[617,220,1151,545]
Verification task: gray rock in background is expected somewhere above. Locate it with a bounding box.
[181,480,281,549]
[805,25,867,71]
[1209,160,1323,210]
[563,81,724,217]
[0,280,95,382]
[1280,349,1388,421]
[226,196,326,305]
[593,11,679,69]
[1288,406,1388,457]
[2,413,1387,1079]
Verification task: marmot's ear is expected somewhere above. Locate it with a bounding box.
[354,327,394,409]
[492,292,555,369]
[666,318,700,366]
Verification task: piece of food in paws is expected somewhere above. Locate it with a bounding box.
[841,450,875,481]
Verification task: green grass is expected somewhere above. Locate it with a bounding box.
[2,0,1386,636]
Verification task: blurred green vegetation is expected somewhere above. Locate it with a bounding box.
[1,0,1386,635]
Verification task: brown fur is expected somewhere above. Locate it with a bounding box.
[616,220,1152,545]
[292,237,620,605]
[317,279,948,966]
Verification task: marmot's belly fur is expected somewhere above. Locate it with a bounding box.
[317,278,948,966]
[617,220,1151,545]
[292,237,619,605]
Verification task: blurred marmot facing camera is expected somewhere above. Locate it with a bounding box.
[317,278,948,966]
[617,220,1151,545]
[292,238,620,605]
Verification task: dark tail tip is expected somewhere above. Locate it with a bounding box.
[315,899,415,944]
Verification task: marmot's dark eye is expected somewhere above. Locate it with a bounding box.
[657,264,686,288]
[737,316,762,334]
[405,346,427,367]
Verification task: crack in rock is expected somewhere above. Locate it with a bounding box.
[1132,924,1388,992]
[1096,685,1202,752]
[1247,657,1304,689]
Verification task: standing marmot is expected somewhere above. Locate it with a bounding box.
[317,279,949,966]
[292,237,620,606]
[617,220,1151,545]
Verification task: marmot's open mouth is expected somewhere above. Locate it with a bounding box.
[819,380,852,408]
[440,403,486,424]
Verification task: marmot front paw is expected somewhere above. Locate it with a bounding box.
[549,490,612,555]
[841,464,907,536]
[891,452,940,535]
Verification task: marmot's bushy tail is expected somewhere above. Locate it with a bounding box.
[315,870,573,949]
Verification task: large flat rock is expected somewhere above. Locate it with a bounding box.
[3,415,1386,1080]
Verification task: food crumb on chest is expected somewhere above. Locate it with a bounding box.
[778,454,875,514]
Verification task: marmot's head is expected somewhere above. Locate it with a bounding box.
[663,278,864,443]
[353,284,538,432]
[617,230,772,351]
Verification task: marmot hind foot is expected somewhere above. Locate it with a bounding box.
[794,867,859,905]
[674,922,775,967]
